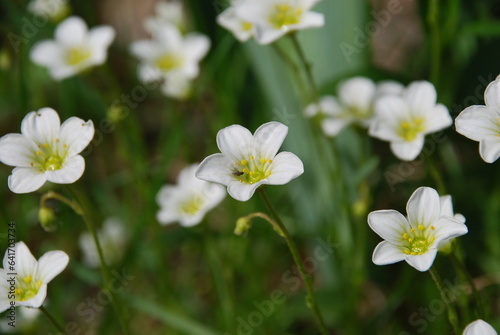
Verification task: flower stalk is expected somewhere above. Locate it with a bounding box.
[40,306,65,333]
[289,32,319,101]
[429,266,460,334]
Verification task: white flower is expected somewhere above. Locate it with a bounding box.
[156,164,226,227]
[455,75,500,163]
[78,218,128,268]
[196,121,304,202]
[463,320,497,335]
[367,187,468,272]
[0,107,94,194]
[27,0,70,21]
[0,242,69,312]
[234,0,324,45]
[145,0,186,34]
[30,16,115,80]
[369,81,452,161]
[130,23,210,99]
[217,1,255,42]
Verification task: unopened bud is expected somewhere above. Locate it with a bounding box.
[234,217,252,236]
[38,206,57,232]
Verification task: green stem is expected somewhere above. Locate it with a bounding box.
[271,42,308,103]
[427,0,441,88]
[40,191,83,215]
[40,306,65,333]
[289,32,319,101]
[429,266,460,334]
[257,188,329,335]
[235,212,285,237]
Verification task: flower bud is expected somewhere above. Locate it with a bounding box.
[39,206,58,232]
[234,217,252,236]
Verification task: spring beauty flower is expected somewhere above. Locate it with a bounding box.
[217,0,255,42]
[455,75,500,163]
[0,107,94,193]
[130,23,210,99]
[463,320,497,335]
[234,0,325,45]
[196,121,304,202]
[157,164,226,227]
[27,0,70,21]
[369,81,452,161]
[30,16,115,80]
[367,187,468,272]
[0,242,69,312]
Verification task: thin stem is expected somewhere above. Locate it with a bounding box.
[40,191,83,215]
[257,188,329,335]
[271,42,308,102]
[427,155,447,195]
[427,0,441,88]
[429,266,460,334]
[289,32,319,101]
[235,212,285,237]
[40,306,65,333]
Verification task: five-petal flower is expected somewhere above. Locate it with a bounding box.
[196,121,304,202]
[463,320,497,335]
[0,107,94,193]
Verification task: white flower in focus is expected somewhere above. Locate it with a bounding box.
[30,16,115,80]
[455,75,500,163]
[463,320,497,335]
[0,108,94,194]
[369,81,452,161]
[156,164,226,227]
[0,242,69,312]
[235,0,324,45]
[130,23,210,99]
[27,0,70,21]
[145,0,186,33]
[196,121,304,202]
[217,1,255,42]
[78,218,128,268]
[367,187,468,272]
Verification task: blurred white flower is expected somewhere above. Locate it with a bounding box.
[369,81,452,161]
[234,0,324,44]
[217,1,255,42]
[30,16,115,80]
[463,320,497,335]
[130,23,210,99]
[156,164,226,227]
[455,75,500,163]
[145,0,186,34]
[367,187,468,272]
[0,242,69,312]
[0,107,94,194]
[196,121,304,202]
[27,0,70,21]
[79,218,128,268]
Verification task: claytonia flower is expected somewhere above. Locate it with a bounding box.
[130,23,210,99]
[79,218,128,268]
[196,121,304,202]
[463,320,497,335]
[27,0,70,21]
[157,164,226,227]
[30,16,115,80]
[367,187,468,272]
[217,0,255,42]
[0,242,69,312]
[455,75,500,163]
[145,0,186,34]
[0,107,94,194]
[234,0,325,45]
[369,80,452,161]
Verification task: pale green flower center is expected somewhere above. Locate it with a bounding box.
[347,105,372,121]
[268,4,303,29]
[232,156,273,184]
[398,117,425,141]
[155,53,183,71]
[179,195,205,215]
[66,47,92,66]
[30,138,68,172]
[241,22,253,31]
[401,224,435,255]
[15,275,42,302]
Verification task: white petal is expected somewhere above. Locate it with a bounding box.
[372,241,405,265]
[30,41,64,67]
[404,81,437,115]
[179,213,205,227]
[217,8,253,42]
[216,125,254,162]
[266,152,304,185]
[58,117,95,155]
[338,76,376,111]
[154,23,182,48]
[253,24,286,45]
[404,249,437,272]
[36,251,69,283]
[50,65,79,80]
[479,137,500,163]
[88,25,115,50]
[8,167,47,194]
[292,11,325,30]
[21,108,61,145]
[367,210,409,244]
[373,95,409,125]
[0,134,38,167]
[129,40,160,61]
[196,153,234,186]
[439,195,454,217]
[44,155,85,184]
[6,242,37,279]
[376,80,404,96]
[485,78,500,111]
[227,180,265,202]
[55,16,88,46]
[455,106,499,141]
[463,320,498,335]
[406,187,440,228]
[390,136,424,161]
[321,118,350,137]
[0,270,11,313]
[183,33,210,62]
[424,104,452,133]
[433,216,468,246]
[156,209,178,225]
[18,284,47,309]
[137,64,163,83]
[368,120,401,142]
[253,121,288,158]
[202,183,226,209]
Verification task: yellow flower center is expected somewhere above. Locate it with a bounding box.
[66,46,92,66]
[398,117,426,141]
[30,137,68,172]
[233,156,273,184]
[242,22,253,31]
[155,53,183,71]
[348,105,372,120]
[179,195,205,215]
[402,225,435,255]
[15,275,43,302]
[268,3,303,30]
